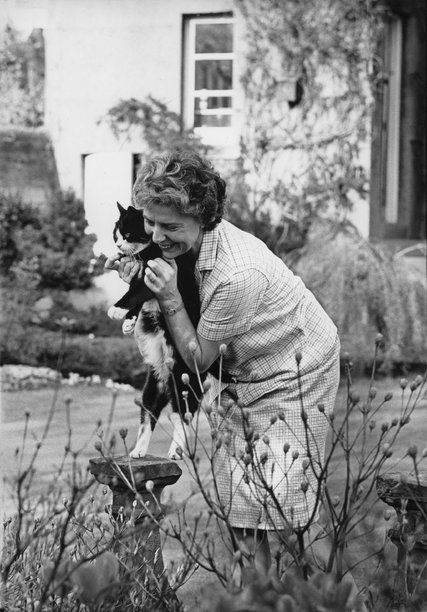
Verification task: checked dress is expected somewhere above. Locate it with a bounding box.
[194,220,340,530]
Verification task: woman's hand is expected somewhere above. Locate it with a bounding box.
[144,258,179,305]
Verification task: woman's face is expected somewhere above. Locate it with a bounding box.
[142,204,203,260]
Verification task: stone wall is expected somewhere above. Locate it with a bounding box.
[0,128,60,210]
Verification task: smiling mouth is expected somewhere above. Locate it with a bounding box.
[159,243,176,250]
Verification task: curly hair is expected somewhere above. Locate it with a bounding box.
[132,151,227,230]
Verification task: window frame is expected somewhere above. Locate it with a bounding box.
[182,13,235,146]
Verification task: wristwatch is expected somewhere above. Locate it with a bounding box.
[163,302,185,316]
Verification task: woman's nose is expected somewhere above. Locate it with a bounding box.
[152,225,165,243]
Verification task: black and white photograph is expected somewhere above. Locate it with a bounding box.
[0,1,426,610]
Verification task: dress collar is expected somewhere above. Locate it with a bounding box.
[196,223,220,272]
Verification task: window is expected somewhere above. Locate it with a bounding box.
[183,15,235,146]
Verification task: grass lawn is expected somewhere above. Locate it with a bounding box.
[1,376,426,609]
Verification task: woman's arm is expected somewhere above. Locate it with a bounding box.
[140,257,227,373]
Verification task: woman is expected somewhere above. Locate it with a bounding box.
[118,150,340,576]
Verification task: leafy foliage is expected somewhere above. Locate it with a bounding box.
[0,325,145,387]
[290,220,427,370]
[214,569,363,612]
[0,25,44,127]
[227,0,389,249]
[103,95,209,160]
[0,191,102,290]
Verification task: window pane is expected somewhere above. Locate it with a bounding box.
[195,59,232,90]
[194,113,232,128]
[195,23,233,53]
[195,96,232,110]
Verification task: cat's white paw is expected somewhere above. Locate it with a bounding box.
[122,317,137,335]
[108,306,128,320]
[129,424,151,458]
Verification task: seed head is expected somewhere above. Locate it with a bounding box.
[119,428,128,440]
[219,344,227,356]
[400,378,408,390]
[317,403,325,413]
[409,380,418,391]
[278,411,285,420]
[262,435,270,445]
[188,340,197,353]
[94,441,102,452]
[184,412,192,423]
[270,415,277,425]
[384,392,393,401]
[381,422,389,433]
[407,445,418,458]
[146,480,154,492]
[259,451,268,464]
[292,450,299,460]
[369,387,377,399]
[375,333,384,346]
[300,481,309,493]
[295,351,302,364]
[349,388,360,404]
[283,442,290,454]
[181,373,190,386]
[202,379,211,391]
[382,443,392,458]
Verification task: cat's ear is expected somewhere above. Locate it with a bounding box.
[127,205,137,213]
[117,202,126,214]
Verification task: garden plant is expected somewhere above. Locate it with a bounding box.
[1,331,426,611]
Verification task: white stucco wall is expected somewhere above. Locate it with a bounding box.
[1,0,369,240]
[1,0,233,193]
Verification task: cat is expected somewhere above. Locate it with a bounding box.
[106,202,228,460]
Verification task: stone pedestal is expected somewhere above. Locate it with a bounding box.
[89,455,182,608]
[376,471,427,603]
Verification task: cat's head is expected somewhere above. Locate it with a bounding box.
[113,202,151,254]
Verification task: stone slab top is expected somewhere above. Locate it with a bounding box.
[376,471,427,511]
[88,454,182,489]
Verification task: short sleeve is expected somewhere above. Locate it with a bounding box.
[198,268,268,341]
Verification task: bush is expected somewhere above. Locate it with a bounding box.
[0,325,146,387]
[289,220,426,372]
[33,292,124,337]
[0,190,103,290]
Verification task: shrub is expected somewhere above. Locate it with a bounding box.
[289,220,426,372]
[0,325,145,387]
[0,190,103,290]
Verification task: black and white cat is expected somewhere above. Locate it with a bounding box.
[106,202,223,460]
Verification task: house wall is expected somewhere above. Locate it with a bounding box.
[1,0,233,197]
[1,0,370,245]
